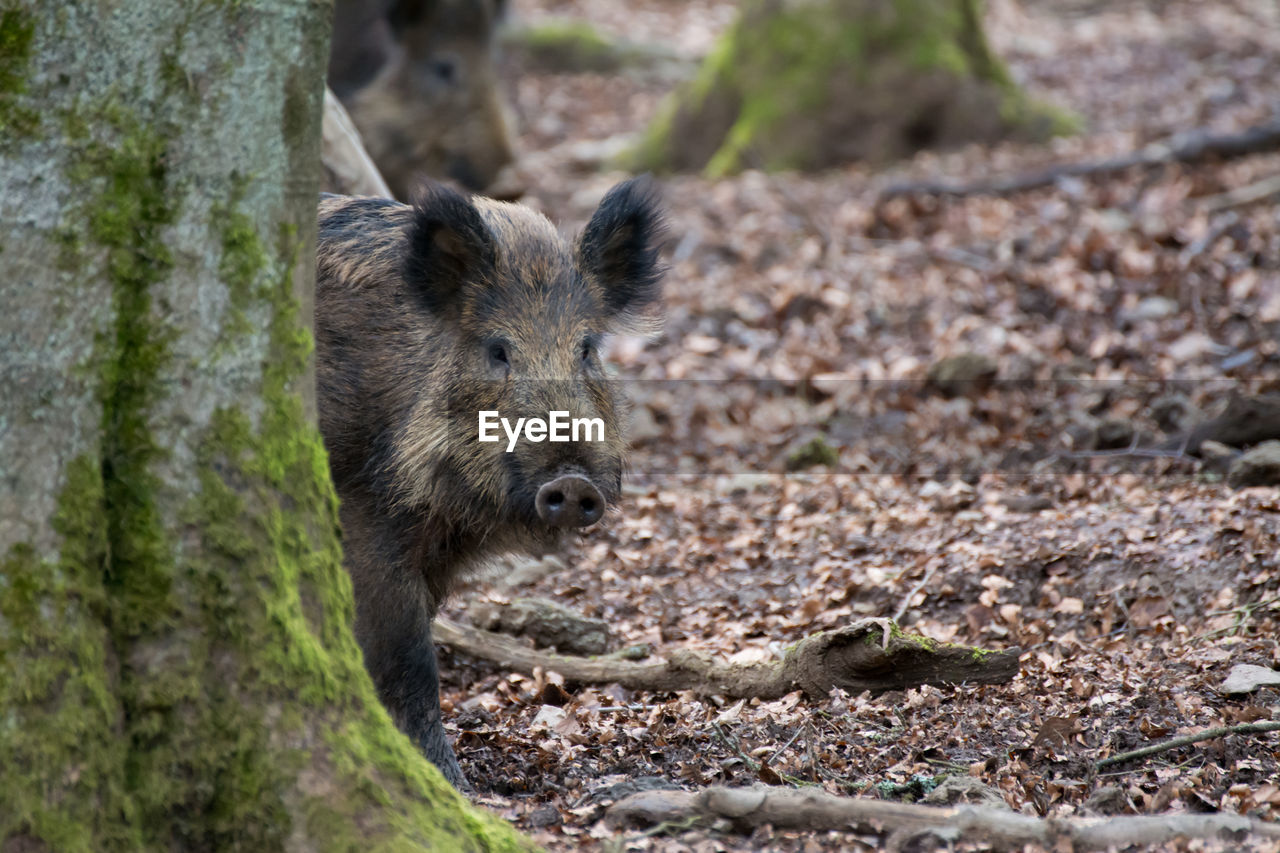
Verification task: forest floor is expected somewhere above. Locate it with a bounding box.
[438,0,1280,848]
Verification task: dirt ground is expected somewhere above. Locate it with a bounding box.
[437,0,1280,848]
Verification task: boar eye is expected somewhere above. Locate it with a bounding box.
[487,342,509,368]
[431,58,457,85]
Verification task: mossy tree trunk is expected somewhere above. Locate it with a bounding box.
[630,0,1073,176]
[0,3,527,850]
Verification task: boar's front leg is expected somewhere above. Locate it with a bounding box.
[341,503,468,789]
[370,610,467,790]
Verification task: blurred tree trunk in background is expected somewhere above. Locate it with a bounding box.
[0,2,525,850]
[630,0,1074,175]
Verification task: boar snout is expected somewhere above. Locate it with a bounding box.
[536,474,605,528]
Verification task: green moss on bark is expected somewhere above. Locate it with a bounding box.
[0,458,137,853]
[6,3,531,847]
[629,0,1077,175]
[0,4,38,137]
[65,108,278,851]
[81,123,178,641]
[191,202,530,852]
[214,186,262,344]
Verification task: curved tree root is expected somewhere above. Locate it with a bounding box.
[433,617,1019,699]
[606,785,1280,850]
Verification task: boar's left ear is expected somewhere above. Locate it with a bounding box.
[406,181,496,317]
[578,177,666,321]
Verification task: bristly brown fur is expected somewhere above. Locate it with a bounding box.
[314,179,665,788]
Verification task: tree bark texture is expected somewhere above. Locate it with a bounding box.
[630,0,1074,176]
[0,3,525,850]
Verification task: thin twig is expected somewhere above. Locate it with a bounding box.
[893,563,939,623]
[764,723,806,768]
[1204,594,1280,618]
[1096,720,1280,770]
[625,815,705,842]
[1190,593,1280,642]
[712,722,760,773]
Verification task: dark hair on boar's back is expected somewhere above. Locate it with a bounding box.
[314,178,665,790]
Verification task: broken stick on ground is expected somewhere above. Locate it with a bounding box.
[433,616,1019,699]
[1096,720,1280,770]
[606,785,1280,850]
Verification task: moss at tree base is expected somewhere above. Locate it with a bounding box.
[628,0,1076,176]
[1,3,533,850]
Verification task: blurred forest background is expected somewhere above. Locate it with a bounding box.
[362,0,1280,848]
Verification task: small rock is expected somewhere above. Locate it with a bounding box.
[922,776,1007,809]
[1227,440,1280,488]
[1149,392,1197,433]
[1095,208,1131,232]
[715,473,775,494]
[1001,494,1054,513]
[1197,440,1237,476]
[1094,417,1136,450]
[922,480,976,512]
[560,134,636,170]
[1167,332,1228,363]
[625,403,664,443]
[1084,785,1134,816]
[925,352,998,398]
[1064,418,1098,451]
[497,554,566,590]
[1119,295,1178,324]
[1219,348,1258,371]
[785,435,839,471]
[1220,664,1280,695]
[526,806,563,828]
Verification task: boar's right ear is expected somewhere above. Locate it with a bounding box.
[578,177,666,324]
[405,181,496,317]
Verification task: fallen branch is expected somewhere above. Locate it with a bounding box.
[1159,393,1280,455]
[606,785,1280,849]
[320,86,393,198]
[1198,173,1280,212]
[880,119,1280,200]
[434,616,1019,700]
[1096,720,1280,770]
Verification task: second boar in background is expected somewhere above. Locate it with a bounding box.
[327,0,517,198]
